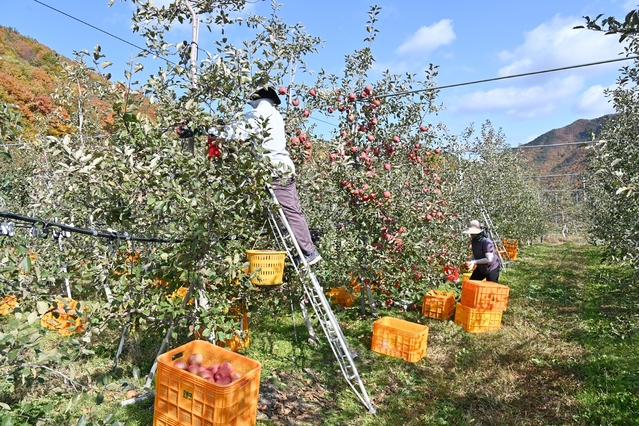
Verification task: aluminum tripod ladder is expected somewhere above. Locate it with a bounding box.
[264,185,376,414]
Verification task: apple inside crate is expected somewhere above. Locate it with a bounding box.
[371,317,428,362]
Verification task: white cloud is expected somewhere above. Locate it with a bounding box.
[497,15,622,78]
[396,19,456,57]
[574,84,615,117]
[447,75,584,118]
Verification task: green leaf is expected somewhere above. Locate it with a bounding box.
[0,152,11,160]
[26,311,38,325]
[75,415,87,426]
[95,393,104,405]
[36,301,49,315]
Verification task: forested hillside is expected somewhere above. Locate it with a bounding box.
[0,25,72,137]
[518,115,613,190]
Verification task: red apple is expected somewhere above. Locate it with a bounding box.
[198,369,214,380]
[187,353,203,366]
[383,191,391,198]
[367,134,375,142]
[303,109,310,117]
[278,86,287,95]
[173,360,188,370]
[419,125,428,132]
[309,88,317,96]
[434,148,441,154]
[292,98,300,107]
[348,92,356,101]
[393,135,400,143]
[328,107,334,113]
[384,163,391,171]
[364,85,373,94]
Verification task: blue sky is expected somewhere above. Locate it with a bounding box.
[1,0,633,145]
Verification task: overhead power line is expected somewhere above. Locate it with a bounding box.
[32,0,638,101]
[514,140,599,149]
[32,0,176,65]
[374,57,639,100]
[524,173,584,178]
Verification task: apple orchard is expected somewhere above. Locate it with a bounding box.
[0,1,546,418]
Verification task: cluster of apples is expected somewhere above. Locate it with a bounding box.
[173,353,242,385]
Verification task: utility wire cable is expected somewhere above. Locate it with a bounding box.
[524,173,584,178]
[514,140,599,148]
[31,0,638,100]
[32,0,176,66]
[373,56,639,100]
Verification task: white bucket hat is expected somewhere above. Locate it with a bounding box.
[462,220,482,234]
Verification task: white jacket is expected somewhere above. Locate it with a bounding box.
[212,99,295,177]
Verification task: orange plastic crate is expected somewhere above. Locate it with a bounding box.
[461,280,510,311]
[153,340,261,426]
[0,296,17,315]
[454,302,503,333]
[421,290,455,320]
[40,298,87,335]
[326,286,357,308]
[502,238,519,261]
[371,317,428,362]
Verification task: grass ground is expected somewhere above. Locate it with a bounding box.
[3,242,638,425]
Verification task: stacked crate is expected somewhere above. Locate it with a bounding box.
[502,238,519,261]
[454,280,509,333]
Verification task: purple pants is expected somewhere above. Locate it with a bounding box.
[271,177,315,256]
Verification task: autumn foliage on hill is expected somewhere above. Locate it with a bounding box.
[0,25,134,139]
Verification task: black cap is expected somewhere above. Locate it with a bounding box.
[250,86,281,105]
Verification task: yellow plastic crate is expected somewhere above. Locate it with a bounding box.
[246,250,286,286]
[461,280,510,311]
[421,290,455,320]
[461,272,472,283]
[153,340,261,426]
[195,300,250,352]
[454,302,503,333]
[40,298,87,336]
[371,317,428,362]
[326,286,357,308]
[0,296,17,315]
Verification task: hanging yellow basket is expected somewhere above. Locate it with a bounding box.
[246,250,287,286]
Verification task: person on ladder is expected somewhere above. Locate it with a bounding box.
[209,86,322,266]
[462,219,500,282]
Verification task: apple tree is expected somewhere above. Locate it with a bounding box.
[283,7,468,307]
[578,10,639,268]
[443,121,546,243]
